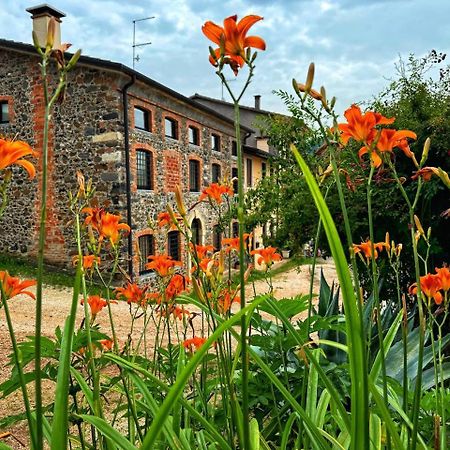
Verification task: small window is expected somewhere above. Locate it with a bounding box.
[168,230,181,260]
[231,140,238,156]
[232,222,239,238]
[211,134,220,152]
[189,159,200,192]
[191,218,202,245]
[212,225,222,252]
[262,162,267,179]
[0,101,9,124]
[134,107,150,131]
[136,150,153,190]
[138,234,155,275]
[189,126,200,145]
[165,117,178,139]
[246,159,253,187]
[232,167,238,194]
[211,163,221,183]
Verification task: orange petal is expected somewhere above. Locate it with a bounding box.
[237,15,263,36]
[202,21,224,45]
[244,36,266,50]
[16,159,36,178]
[371,151,382,168]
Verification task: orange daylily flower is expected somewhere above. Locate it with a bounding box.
[337,104,395,146]
[183,336,207,351]
[73,254,100,270]
[115,282,148,305]
[217,289,240,314]
[99,339,114,351]
[0,138,38,178]
[359,128,417,168]
[435,266,450,292]
[157,211,181,230]
[146,254,182,277]
[190,243,214,259]
[222,233,251,253]
[98,212,130,244]
[202,15,266,75]
[165,274,188,300]
[0,271,36,300]
[83,206,106,232]
[353,239,386,261]
[199,183,233,204]
[81,295,109,317]
[250,246,282,267]
[410,274,443,305]
[411,167,450,189]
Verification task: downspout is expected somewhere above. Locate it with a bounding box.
[122,74,136,279]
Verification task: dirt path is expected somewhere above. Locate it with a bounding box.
[0,259,338,448]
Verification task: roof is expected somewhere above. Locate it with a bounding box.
[0,38,253,133]
[243,145,272,159]
[191,93,282,116]
[26,4,66,19]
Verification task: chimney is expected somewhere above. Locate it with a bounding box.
[26,4,66,48]
[254,95,261,110]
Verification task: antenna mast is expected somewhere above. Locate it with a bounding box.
[132,16,155,69]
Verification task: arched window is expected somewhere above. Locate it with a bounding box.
[136,149,154,190]
[138,234,155,274]
[168,230,181,260]
[191,218,202,245]
[134,106,151,131]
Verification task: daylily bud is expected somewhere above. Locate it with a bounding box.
[166,204,178,229]
[330,96,337,110]
[436,167,450,188]
[66,49,82,71]
[420,137,431,166]
[218,250,225,276]
[251,52,258,63]
[395,243,402,257]
[191,277,205,303]
[320,86,327,108]
[292,78,301,96]
[175,185,186,217]
[219,34,226,58]
[209,46,218,62]
[305,62,315,92]
[414,215,425,237]
[46,18,56,50]
[384,232,390,253]
[427,227,431,240]
[32,31,44,54]
[246,47,251,62]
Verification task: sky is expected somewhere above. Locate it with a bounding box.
[1,0,450,116]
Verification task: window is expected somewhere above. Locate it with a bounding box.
[0,101,9,124]
[232,222,239,237]
[262,162,267,179]
[191,218,202,245]
[231,140,238,156]
[188,126,200,145]
[165,117,178,139]
[136,150,153,190]
[211,163,221,183]
[134,107,150,131]
[211,134,220,152]
[212,225,222,252]
[246,159,253,187]
[138,234,155,275]
[168,230,181,260]
[189,159,200,192]
[232,167,238,194]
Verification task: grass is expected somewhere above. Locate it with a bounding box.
[0,252,105,294]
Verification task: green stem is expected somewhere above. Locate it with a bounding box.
[0,284,38,450]
[367,165,391,450]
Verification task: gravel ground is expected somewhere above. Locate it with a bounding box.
[0,259,338,448]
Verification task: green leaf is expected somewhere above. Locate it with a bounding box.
[292,144,369,450]
[249,418,260,450]
[258,295,309,318]
[79,415,137,449]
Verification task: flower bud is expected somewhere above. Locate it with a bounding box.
[46,17,56,50]
[305,63,315,92]
[414,215,425,237]
[209,46,218,62]
[420,137,431,166]
[175,185,186,217]
[191,277,205,303]
[292,78,301,96]
[66,49,82,71]
[320,86,327,108]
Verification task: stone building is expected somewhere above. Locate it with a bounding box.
[0,4,275,278]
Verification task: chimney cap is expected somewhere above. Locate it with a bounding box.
[26,4,66,19]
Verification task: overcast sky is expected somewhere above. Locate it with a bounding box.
[2,0,449,116]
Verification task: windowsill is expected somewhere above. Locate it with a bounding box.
[165,135,179,141]
[138,271,156,279]
[134,127,152,133]
[189,142,200,147]
[211,149,221,153]
[189,190,200,194]
[137,188,155,192]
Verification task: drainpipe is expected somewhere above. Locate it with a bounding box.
[122,74,136,279]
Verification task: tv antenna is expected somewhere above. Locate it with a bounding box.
[132,16,155,69]
[221,78,236,100]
